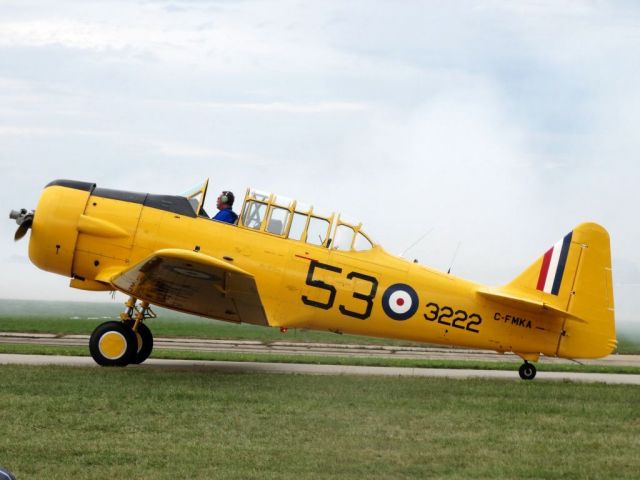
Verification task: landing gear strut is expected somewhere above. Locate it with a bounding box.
[89,297,155,367]
[518,361,537,380]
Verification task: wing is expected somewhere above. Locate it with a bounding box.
[96,249,269,325]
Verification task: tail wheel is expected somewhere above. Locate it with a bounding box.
[518,362,537,380]
[125,321,154,364]
[89,321,137,367]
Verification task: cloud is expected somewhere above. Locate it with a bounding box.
[147,99,371,114]
[0,10,359,75]
[6,254,28,264]
[144,138,263,162]
[200,101,369,114]
[0,126,118,137]
[0,20,148,52]
[0,0,639,328]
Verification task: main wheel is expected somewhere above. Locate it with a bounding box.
[518,362,537,380]
[0,467,17,480]
[89,321,138,367]
[125,321,154,364]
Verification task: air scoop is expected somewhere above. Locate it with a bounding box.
[9,208,35,241]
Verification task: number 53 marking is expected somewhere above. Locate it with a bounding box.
[301,261,378,320]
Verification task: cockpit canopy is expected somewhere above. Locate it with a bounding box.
[238,188,375,251]
[180,180,375,251]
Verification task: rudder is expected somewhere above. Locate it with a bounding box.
[505,223,616,358]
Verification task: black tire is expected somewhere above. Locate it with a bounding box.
[89,321,137,367]
[518,362,537,380]
[125,321,154,364]
[0,467,17,480]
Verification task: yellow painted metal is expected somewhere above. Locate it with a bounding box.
[77,214,129,238]
[26,182,617,363]
[138,248,253,276]
[98,331,127,359]
[515,352,540,362]
[556,223,616,358]
[29,185,91,276]
[69,278,112,291]
[95,266,128,284]
[72,194,142,285]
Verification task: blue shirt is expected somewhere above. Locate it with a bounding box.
[213,208,238,224]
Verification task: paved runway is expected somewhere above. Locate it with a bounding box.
[2,332,640,366]
[1,353,639,385]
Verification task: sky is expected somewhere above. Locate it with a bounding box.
[1,0,639,328]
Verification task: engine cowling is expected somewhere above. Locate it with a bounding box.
[28,180,95,277]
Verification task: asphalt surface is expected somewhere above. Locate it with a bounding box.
[2,331,640,384]
[1,353,640,384]
[1,332,640,366]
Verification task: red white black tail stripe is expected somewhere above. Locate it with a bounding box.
[536,231,573,295]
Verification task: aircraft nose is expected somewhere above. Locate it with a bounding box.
[28,181,94,277]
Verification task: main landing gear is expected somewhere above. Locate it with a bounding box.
[518,361,537,380]
[89,297,155,367]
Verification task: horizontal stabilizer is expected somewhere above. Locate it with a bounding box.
[476,287,586,323]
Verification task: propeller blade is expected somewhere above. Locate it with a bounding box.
[13,215,33,241]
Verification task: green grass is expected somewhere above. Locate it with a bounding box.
[2,298,640,375]
[2,343,640,375]
[616,334,640,355]
[0,299,640,354]
[0,299,422,346]
[3,299,640,353]
[0,365,638,479]
[0,313,375,344]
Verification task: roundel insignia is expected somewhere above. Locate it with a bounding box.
[381,283,419,321]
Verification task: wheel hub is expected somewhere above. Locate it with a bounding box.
[98,331,127,359]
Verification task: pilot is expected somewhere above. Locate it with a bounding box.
[212,191,238,224]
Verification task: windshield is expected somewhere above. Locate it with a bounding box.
[181,179,209,216]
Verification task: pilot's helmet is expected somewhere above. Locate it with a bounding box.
[220,191,235,206]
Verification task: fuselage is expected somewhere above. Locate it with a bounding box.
[27,180,615,361]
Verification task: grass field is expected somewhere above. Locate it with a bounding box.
[2,343,640,376]
[1,365,639,479]
[2,299,640,377]
[2,299,640,353]
[0,298,422,346]
[1,300,639,478]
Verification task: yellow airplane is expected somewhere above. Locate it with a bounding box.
[10,179,616,379]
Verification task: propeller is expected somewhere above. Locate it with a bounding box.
[9,208,35,241]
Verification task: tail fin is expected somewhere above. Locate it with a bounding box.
[504,222,616,358]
